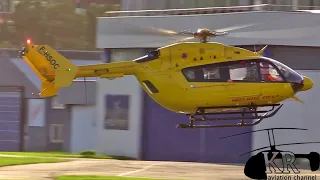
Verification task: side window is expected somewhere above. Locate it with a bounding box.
[183,69,197,81]
[228,61,259,82]
[203,66,220,80]
[182,65,222,82]
[259,61,283,82]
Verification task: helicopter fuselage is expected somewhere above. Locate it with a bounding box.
[132,42,313,114]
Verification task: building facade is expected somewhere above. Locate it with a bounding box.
[0,48,101,152]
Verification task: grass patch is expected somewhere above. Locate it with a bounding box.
[0,157,67,167]
[57,175,168,180]
[0,151,135,160]
[0,151,79,158]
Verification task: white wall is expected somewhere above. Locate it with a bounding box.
[96,75,143,159]
[70,105,97,153]
[252,70,320,154]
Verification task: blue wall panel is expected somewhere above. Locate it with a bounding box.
[142,92,252,163]
[0,91,22,151]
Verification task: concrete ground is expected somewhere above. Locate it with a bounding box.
[0,158,319,180]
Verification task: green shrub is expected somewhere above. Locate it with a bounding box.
[79,150,96,155]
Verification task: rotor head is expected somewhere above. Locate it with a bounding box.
[183,28,229,43]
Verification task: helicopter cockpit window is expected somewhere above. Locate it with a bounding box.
[259,61,283,82]
[267,59,303,84]
[228,61,259,82]
[134,49,160,63]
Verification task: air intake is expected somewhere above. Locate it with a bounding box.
[142,80,159,94]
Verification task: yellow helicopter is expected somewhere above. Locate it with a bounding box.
[18,26,313,129]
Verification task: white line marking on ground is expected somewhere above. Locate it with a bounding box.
[117,162,166,176]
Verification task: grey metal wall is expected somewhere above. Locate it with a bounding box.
[269,46,320,70]
[44,97,71,152]
[97,11,320,48]
[240,45,320,70]
[0,57,38,98]
[120,0,320,10]
[120,0,249,10]
[59,81,96,105]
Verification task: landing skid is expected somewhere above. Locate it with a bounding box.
[177,104,283,129]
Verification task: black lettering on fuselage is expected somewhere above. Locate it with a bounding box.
[37,46,60,70]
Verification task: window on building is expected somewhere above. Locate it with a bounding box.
[51,96,65,109]
[49,124,63,143]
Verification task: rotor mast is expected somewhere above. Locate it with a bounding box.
[192,28,228,43]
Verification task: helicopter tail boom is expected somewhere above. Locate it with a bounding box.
[19,42,137,97]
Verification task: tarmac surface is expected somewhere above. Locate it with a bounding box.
[0,157,319,180]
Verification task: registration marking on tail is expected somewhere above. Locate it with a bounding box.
[37,46,60,69]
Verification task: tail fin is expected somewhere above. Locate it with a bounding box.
[19,43,78,97]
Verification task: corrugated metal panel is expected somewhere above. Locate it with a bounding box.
[0,87,23,151]
[269,46,320,70]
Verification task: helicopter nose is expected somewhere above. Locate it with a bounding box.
[300,76,313,91]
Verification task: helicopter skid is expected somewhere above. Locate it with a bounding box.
[177,104,283,129]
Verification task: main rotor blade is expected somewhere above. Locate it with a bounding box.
[144,27,180,36]
[146,24,257,36]
[215,23,259,33]
[178,36,195,42]
[226,26,320,39]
